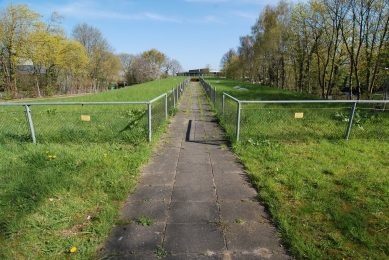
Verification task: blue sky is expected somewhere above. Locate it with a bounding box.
[1,0,304,71]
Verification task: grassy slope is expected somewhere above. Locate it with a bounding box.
[205,77,389,260]
[5,77,186,103]
[0,77,185,259]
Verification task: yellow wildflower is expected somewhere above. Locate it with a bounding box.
[70,247,77,253]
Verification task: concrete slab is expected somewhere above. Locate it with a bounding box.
[219,202,268,223]
[172,185,216,202]
[121,201,169,223]
[210,153,239,163]
[139,173,175,186]
[197,116,216,122]
[105,253,157,260]
[217,185,258,202]
[161,139,183,149]
[177,162,212,174]
[103,223,165,254]
[164,223,226,254]
[148,155,178,166]
[166,253,224,259]
[229,252,291,260]
[212,162,245,174]
[225,223,287,257]
[102,82,291,260]
[208,148,234,155]
[179,147,209,155]
[174,173,214,186]
[213,173,250,186]
[130,186,172,202]
[168,201,219,223]
[152,147,181,156]
[101,253,158,260]
[180,141,210,150]
[142,162,177,175]
[178,153,210,163]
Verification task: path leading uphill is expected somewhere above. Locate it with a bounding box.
[101,82,291,259]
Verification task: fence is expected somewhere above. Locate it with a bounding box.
[0,78,190,145]
[200,77,389,142]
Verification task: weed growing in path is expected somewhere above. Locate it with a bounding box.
[155,246,169,259]
[136,215,155,226]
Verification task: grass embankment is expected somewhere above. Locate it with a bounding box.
[0,77,186,259]
[204,77,389,260]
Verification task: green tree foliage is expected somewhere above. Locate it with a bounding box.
[0,3,41,97]
[0,4,184,99]
[221,0,389,99]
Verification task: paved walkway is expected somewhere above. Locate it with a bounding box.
[101,82,291,259]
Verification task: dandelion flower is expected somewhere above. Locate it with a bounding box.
[53,155,57,159]
[70,247,77,253]
[48,155,53,159]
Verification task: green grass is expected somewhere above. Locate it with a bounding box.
[203,76,389,259]
[0,77,187,145]
[205,77,389,142]
[0,142,151,259]
[0,77,187,259]
[5,77,186,103]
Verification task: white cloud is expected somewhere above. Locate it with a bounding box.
[188,15,224,24]
[43,1,180,22]
[231,10,257,20]
[144,12,181,22]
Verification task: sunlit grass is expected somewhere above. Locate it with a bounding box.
[0,142,152,259]
[0,77,187,145]
[203,76,389,259]
[0,77,187,259]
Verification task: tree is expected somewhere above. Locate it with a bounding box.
[57,40,88,93]
[72,23,117,92]
[118,53,137,85]
[220,49,237,69]
[26,12,67,97]
[141,48,166,80]
[251,1,292,88]
[170,59,183,76]
[131,54,154,83]
[0,3,41,96]
[220,48,237,78]
[238,35,255,82]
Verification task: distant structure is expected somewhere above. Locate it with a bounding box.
[177,68,221,76]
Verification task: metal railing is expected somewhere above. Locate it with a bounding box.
[200,77,389,142]
[0,78,190,144]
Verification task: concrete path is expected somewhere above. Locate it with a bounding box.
[101,82,291,259]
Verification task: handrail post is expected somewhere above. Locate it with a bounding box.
[176,84,179,101]
[25,105,37,144]
[172,87,175,108]
[214,86,217,105]
[222,93,225,116]
[148,103,152,142]
[236,101,241,142]
[345,102,357,140]
[165,93,168,120]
